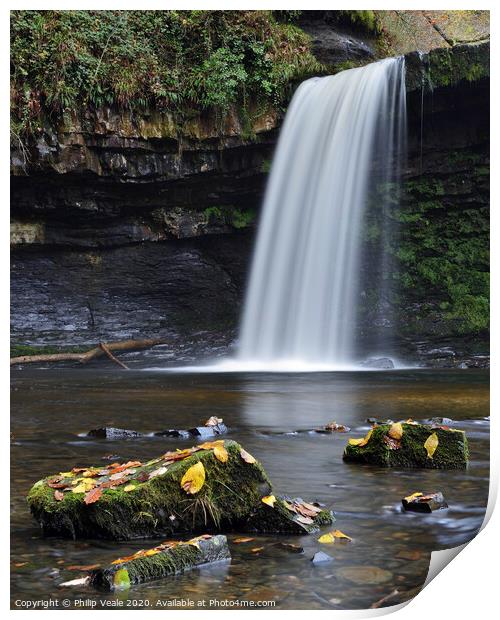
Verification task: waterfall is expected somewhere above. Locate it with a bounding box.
[238,57,406,368]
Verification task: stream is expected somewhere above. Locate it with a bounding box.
[11,368,489,610]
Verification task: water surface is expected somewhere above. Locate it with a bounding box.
[11,369,489,609]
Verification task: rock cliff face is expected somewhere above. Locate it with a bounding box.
[10,25,489,366]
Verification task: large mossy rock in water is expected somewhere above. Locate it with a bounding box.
[343,422,468,469]
[27,440,333,540]
[89,534,230,591]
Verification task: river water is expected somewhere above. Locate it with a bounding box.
[11,368,489,610]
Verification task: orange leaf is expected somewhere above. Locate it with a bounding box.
[233,537,255,544]
[84,487,103,505]
[54,490,64,501]
[388,422,403,440]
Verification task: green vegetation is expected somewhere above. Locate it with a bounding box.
[393,170,489,335]
[203,205,256,229]
[336,10,380,34]
[343,423,469,469]
[10,10,322,138]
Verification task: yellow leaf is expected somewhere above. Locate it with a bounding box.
[180,462,206,494]
[404,492,423,503]
[388,422,403,440]
[318,529,352,544]
[261,495,276,507]
[72,483,87,494]
[59,472,74,478]
[424,433,439,459]
[349,428,373,447]
[124,484,137,492]
[318,532,336,544]
[144,549,160,557]
[213,444,228,463]
[332,529,352,541]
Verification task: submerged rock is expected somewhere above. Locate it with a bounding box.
[402,491,448,513]
[311,551,333,564]
[89,534,230,591]
[155,419,227,439]
[87,428,143,439]
[27,440,333,540]
[342,422,468,469]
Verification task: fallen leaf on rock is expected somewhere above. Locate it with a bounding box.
[180,461,206,494]
[124,484,137,492]
[403,492,423,503]
[301,501,322,513]
[324,422,350,432]
[233,537,255,544]
[84,487,102,505]
[213,444,228,463]
[240,448,256,464]
[148,466,168,480]
[144,549,160,557]
[296,515,314,525]
[82,468,99,478]
[54,490,64,501]
[261,495,276,507]
[349,429,373,447]
[388,422,403,440]
[197,440,224,450]
[424,433,439,459]
[72,483,88,494]
[383,435,401,450]
[205,416,223,427]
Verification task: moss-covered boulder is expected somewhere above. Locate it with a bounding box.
[28,440,333,540]
[89,534,230,591]
[342,422,468,469]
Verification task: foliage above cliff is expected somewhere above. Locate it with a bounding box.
[10,10,322,137]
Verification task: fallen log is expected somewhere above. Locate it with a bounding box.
[343,422,468,469]
[27,440,333,540]
[10,338,165,366]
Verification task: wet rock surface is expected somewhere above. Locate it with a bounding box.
[87,428,143,440]
[402,491,448,513]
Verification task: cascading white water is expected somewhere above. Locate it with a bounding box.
[238,58,406,368]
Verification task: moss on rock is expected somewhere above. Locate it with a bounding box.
[343,423,468,469]
[89,534,230,590]
[27,440,333,540]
